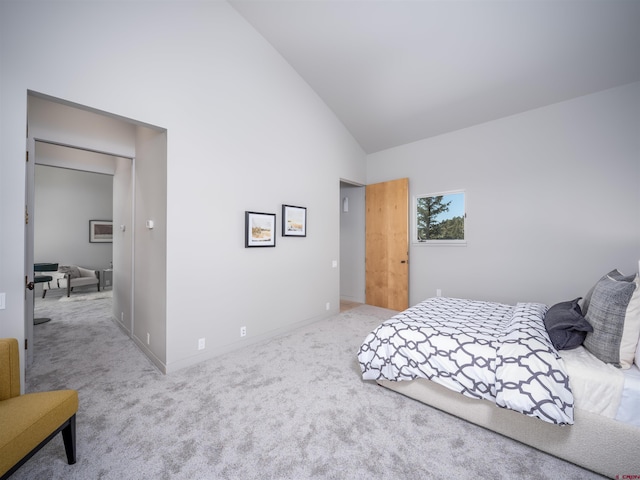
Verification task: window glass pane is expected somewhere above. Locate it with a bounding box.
[416,192,465,242]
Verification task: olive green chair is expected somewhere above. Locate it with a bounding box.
[0,338,78,479]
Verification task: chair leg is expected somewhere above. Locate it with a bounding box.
[42,289,47,298]
[61,415,76,465]
[1,414,79,480]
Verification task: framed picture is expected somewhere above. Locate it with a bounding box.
[89,220,113,243]
[282,205,306,237]
[245,211,276,247]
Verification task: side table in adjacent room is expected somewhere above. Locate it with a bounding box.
[101,268,113,290]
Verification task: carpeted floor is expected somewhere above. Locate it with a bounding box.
[16,290,604,479]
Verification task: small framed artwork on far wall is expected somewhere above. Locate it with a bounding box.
[245,211,276,247]
[282,205,306,237]
[89,220,113,243]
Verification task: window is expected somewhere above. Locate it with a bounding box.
[414,190,465,244]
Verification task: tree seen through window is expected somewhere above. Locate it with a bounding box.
[416,192,465,242]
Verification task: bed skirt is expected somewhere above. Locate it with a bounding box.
[377,378,640,478]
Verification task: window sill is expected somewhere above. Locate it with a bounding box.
[413,240,467,247]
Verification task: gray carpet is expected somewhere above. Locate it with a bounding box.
[16,290,603,479]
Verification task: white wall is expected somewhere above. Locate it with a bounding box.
[34,164,113,270]
[35,141,117,175]
[113,157,134,338]
[133,128,167,368]
[0,1,366,375]
[367,82,640,307]
[28,94,137,158]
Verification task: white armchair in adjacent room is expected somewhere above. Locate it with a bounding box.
[43,266,100,297]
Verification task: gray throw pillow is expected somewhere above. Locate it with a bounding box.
[581,269,634,316]
[583,276,636,367]
[544,298,593,350]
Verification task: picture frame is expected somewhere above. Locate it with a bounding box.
[89,220,113,243]
[282,204,306,237]
[245,211,276,247]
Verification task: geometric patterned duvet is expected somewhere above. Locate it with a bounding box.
[358,297,574,425]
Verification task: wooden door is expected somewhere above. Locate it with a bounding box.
[365,178,409,311]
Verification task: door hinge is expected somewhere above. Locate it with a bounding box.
[25,338,28,350]
[25,206,29,225]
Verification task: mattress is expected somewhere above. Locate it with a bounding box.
[617,363,640,427]
[560,345,640,428]
[559,346,623,418]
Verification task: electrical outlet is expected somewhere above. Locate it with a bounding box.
[326,302,330,310]
[146,333,150,345]
[240,326,247,337]
[198,338,205,350]
[436,289,442,297]
[121,312,124,322]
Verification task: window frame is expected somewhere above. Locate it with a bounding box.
[413,189,467,246]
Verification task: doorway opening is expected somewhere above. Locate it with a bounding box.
[339,180,365,311]
[25,91,168,373]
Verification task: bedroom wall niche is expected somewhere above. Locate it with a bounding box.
[27,92,167,372]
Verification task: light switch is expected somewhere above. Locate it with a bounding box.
[0,293,5,310]
[146,220,154,229]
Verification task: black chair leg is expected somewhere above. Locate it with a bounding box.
[61,415,76,465]
[1,414,78,480]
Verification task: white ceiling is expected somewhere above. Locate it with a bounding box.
[230,0,640,154]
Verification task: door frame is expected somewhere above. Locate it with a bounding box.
[25,137,135,366]
[24,138,36,365]
[339,179,366,305]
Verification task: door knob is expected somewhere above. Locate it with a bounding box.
[26,281,34,290]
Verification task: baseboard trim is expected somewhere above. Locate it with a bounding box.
[163,310,334,374]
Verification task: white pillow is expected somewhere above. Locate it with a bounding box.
[621,274,640,368]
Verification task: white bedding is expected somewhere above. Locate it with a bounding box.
[617,364,640,427]
[358,297,574,425]
[559,346,623,418]
[558,346,640,427]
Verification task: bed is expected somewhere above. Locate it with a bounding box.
[358,270,640,478]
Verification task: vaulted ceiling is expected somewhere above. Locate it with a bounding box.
[230,1,640,153]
